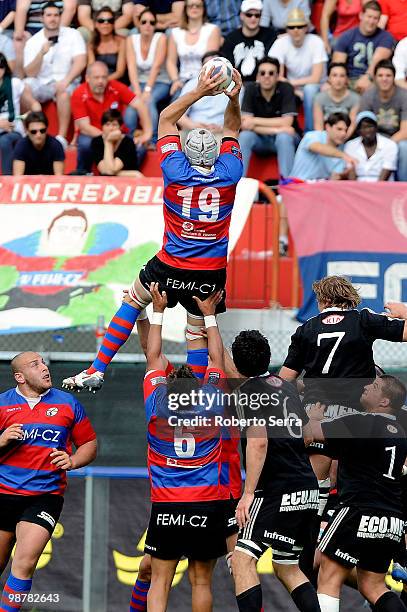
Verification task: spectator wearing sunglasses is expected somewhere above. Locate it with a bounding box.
[125,8,170,144]
[268,8,328,132]
[78,0,134,40]
[13,111,65,175]
[0,52,40,174]
[260,0,310,35]
[88,7,126,82]
[23,2,87,149]
[134,0,184,31]
[221,0,277,83]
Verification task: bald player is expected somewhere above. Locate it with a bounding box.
[0,352,97,611]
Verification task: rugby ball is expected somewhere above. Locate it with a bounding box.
[201,57,234,92]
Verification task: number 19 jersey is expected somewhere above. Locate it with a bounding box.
[157,135,243,271]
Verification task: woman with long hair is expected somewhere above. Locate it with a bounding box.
[88,7,126,82]
[0,53,40,174]
[125,8,170,144]
[166,0,221,99]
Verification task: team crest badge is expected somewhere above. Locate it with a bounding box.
[46,407,58,417]
[207,372,220,385]
[387,424,398,434]
[267,375,282,387]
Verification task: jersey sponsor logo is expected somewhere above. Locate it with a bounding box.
[144,543,157,551]
[263,530,295,545]
[267,376,282,388]
[46,407,59,417]
[357,515,404,540]
[37,511,56,528]
[166,277,216,295]
[322,314,345,325]
[182,222,194,232]
[151,376,166,387]
[156,513,208,528]
[387,424,398,434]
[280,489,319,512]
[335,548,358,564]
[319,405,359,419]
[231,146,242,159]
[22,428,61,443]
[6,406,22,412]
[161,142,178,154]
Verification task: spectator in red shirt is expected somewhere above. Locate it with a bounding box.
[379,0,407,42]
[71,61,152,172]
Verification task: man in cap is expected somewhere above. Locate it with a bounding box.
[221,0,277,83]
[63,66,244,392]
[268,8,328,131]
[344,110,398,181]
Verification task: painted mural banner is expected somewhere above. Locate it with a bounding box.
[0,176,258,337]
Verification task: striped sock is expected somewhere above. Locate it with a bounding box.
[187,348,209,380]
[0,573,32,611]
[129,578,150,611]
[88,302,141,374]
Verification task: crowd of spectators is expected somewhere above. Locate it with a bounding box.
[0,0,405,191]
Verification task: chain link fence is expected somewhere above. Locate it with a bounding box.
[0,310,406,370]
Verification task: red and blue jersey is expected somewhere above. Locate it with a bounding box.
[221,429,242,500]
[157,135,243,271]
[0,388,96,496]
[144,367,229,503]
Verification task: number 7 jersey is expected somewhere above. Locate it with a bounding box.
[157,134,243,271]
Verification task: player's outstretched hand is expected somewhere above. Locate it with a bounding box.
[236,491,254,529]
[50,448,73,470]
[150,282,168,313]
[196,66,225,97]
[225,68,242,99]
[193,289,223,316]
[307,402,326,421]
[0,423,23,448]
[384,302,407,320]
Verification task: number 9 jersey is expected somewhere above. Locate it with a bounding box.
[156,134,243,271]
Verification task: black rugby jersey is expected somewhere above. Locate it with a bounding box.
[322,413,407,515]
[284,308,404,407]
[238,375,317,505]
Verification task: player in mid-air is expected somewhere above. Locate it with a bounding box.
[63,65,243,393]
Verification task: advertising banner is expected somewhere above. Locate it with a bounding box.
[280,181,407,321]
[0,176,258,337]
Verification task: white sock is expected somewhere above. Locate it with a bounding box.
[318,593,340,612]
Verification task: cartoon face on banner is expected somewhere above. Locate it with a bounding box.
[39,208,89,256]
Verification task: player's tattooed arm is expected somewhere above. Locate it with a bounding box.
[146,282,167,372]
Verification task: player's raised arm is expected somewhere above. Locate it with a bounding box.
[385,302,407,340]
[146,283,167,372]
[157,68,225,140]
[193,290,224,371]
[223,68,242,140]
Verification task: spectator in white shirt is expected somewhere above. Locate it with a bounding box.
[345,110,398,181]
[23,2,87,147]
[394,37,407,90]
[268,8,327,132]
